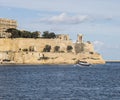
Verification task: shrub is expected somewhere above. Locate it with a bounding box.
[87,41,91,44]
[89,52,94,54]
[42,31,56,38]
[60,51,65,53]
[29,46,35,52]
[22,48,28,52]
[67,45,73,52]
[6,28,40,38]
[43,45,51,52]
[54,46,60,52]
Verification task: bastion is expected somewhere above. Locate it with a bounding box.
[0,34,105,64]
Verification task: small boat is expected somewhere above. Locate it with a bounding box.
[78,61,91,66]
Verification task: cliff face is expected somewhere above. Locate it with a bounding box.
[0,38,105,64]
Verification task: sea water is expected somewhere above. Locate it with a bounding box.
[0,62,120,100]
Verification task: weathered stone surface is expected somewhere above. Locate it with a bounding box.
[0,38,105,64]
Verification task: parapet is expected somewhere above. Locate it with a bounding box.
[56,34,70,40]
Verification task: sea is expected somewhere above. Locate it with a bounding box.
[0,62,120,100]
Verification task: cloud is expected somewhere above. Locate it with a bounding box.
[105,16,113,20]
[93,41,120,51]
[93,41,104,46]
[93,41,105,51]
[40,13,89,24]
[1,0,120,19]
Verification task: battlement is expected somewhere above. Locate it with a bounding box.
[56,34,70,41]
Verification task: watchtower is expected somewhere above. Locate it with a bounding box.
[77,34,83,43]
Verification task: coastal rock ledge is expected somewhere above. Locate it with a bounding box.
[0,36,105,65]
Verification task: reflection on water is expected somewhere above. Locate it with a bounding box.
[0,63,120,100]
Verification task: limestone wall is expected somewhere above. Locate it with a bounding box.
[0,51,105,64]
[83,42,94,53]
[74,42,95,54]
[0,38,75,53]
[0,38,105,64]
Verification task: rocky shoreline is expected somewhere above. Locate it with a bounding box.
[0,35,105,65]
[0,52,105,65]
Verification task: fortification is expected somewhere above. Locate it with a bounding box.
[77,34,83,43]
[0,18,17,38]
[0,18,105,64]
[56,34,70,41]
[0,37,105,64]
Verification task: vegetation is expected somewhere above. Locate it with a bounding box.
[29,46,35,52]
[87,41,91,44]
[59,51,65,53]
[42,31,56,39]
[89,52,94,54]
[6,28,40,38]
[80,43,85,52]
[67,45,73,52]
[75,43,85,53]
[54,46,60,52]
[43,45,51,52]
[38,57,49,60]
[6,28,57,39]
[22,48,28,52]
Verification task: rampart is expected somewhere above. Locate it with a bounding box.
[0,38,105,64]
[0,38,74,52]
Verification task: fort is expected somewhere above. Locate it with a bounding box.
[0,18,105,64]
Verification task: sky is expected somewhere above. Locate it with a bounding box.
[0,0,120,60]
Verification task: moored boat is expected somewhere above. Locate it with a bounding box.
[78,61,91,66]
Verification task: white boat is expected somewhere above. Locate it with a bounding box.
[78,61,91,66]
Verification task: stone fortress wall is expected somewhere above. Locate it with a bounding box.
[0,34,105,64]
[0,18,105,64]
[0,38,74,52]
[0,34,94,54]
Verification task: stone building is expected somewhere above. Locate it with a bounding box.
[0,18,17,38]
[56,34,70,40]
[77,34,83,43]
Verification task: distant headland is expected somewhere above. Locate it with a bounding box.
[106,60,120,63]
[0,18,105,65]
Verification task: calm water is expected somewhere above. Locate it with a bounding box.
[0,63,120,100]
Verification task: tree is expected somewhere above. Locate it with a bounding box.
[6,28,20,38]
[67,45,73,52]
[6,28,40,38]
[49,32,56,38]
[42,31,56,39]
[31,31,40,38]
[21,31,31,38]
[22,48,28,52]
[43,45,51,52]
[6,28,16,33]
[54,46,60,52]
[42,31,49,38]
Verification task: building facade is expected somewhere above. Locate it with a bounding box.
[0,18,17,38]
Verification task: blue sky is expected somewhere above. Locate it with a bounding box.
[0,0,120,60]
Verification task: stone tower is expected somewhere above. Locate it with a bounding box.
[77,34,83,43]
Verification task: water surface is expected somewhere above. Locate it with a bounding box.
[0,63,120,100]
